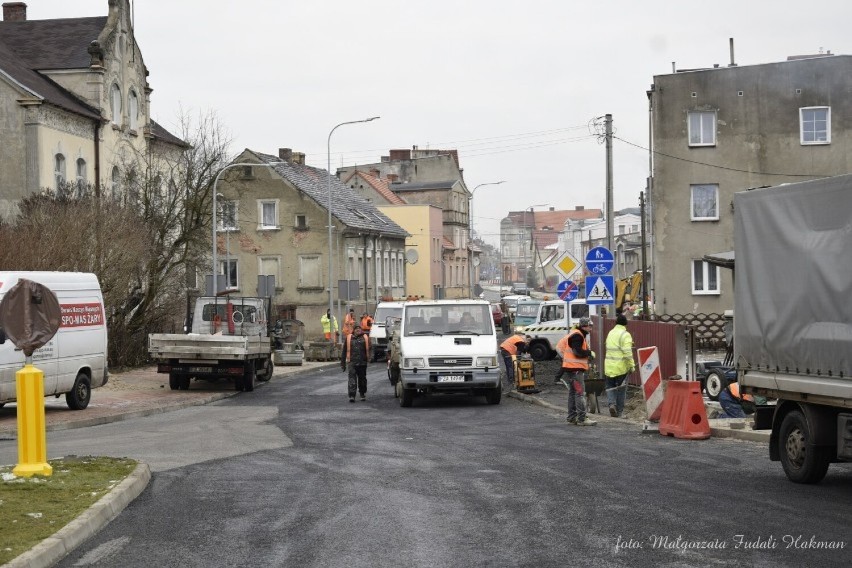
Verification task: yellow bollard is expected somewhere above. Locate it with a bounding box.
[12,363,52,478]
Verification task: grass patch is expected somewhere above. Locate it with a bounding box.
[0,456,137,565]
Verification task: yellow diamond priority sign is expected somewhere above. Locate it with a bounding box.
[552,251,581,280]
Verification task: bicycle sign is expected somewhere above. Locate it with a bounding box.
[585,246,614,275]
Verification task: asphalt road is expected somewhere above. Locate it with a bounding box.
[3,365,849,567]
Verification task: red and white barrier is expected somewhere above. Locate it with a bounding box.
[637,346,664,421]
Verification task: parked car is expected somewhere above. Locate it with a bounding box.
[511,282,530,295]
[490,303,504,326]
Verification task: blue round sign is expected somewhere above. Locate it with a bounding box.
[585,246,614,275]
[556,280,579,302]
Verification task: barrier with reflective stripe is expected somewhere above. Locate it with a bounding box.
[638,346,664,421]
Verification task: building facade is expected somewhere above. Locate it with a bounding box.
[649,53,852,315]
[0,1,184,219]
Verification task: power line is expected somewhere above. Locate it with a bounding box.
[613,136,828,178]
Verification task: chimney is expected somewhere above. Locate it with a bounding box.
[3,2,27,21]
[549,206,555,211]
[388,149,411,161]
[575,205,585,211]
[369,168,380,177]
[387,173,399,183]
[293,152,305,165]
[278,148,292,162]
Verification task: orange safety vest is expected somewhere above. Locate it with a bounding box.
[343,313,356,336]
[728,382,754,402]
[361,315,374,333]
[345,333,370,362]
[559,329,590,370]
[500,335,526,356]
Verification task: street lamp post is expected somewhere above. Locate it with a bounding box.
[212,162,281,297]
[468,181,505,297]
[327,117,380,321]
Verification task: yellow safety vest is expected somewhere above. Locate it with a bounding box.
[604,325,635,377]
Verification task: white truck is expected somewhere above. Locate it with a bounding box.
[148,296,274,392]
[369,301,405,361]
[522,299,597,361]
[735,175,852,483]
[395,299,502,407]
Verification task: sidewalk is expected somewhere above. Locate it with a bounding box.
[508,379,770,443]
[0,360,338,437]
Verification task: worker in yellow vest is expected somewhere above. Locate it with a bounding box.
[321,309,338,341]
[604,314,636,418]
[341,325,371,402]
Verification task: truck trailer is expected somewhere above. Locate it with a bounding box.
[735,175,852,483]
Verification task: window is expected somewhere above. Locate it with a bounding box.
[220,259,238,290]
[688,111,716,146]
[220,200,237,231]
[76,158,86,195]
[692,260,719,295]
[257,200,278,229]
[691,184,719,221]
[128,90,139,131]
[298,255,322,288]
[110,84,122,124]
[800,107,830,144]
[295,214,307,230]
[259,257,280,284]
[54,154,66,190]
[111,166,120,197]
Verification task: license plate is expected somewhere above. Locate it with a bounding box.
[438,375,465,382]
[189,366,212,373]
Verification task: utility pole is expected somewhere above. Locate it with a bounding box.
[605,114,614,252]
[640,191,649,319]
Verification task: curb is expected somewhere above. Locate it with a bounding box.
[5,462,151,568]
[508,390,770,443]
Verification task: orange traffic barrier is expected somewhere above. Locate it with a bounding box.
[658,380,710,440]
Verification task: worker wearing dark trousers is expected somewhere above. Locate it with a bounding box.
[557,317,596,426]
[341,325,370,402]
[499,334,530,391]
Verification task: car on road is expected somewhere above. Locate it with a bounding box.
[510,282,530,295]
[490,303,504,326]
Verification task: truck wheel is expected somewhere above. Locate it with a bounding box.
[705,371,724,401]
[485,385,502,405]
[778,410,832,484]
[169,372,180,391]
[529,342,550,361]
[258,355,273,382]
[179,375,191,390]
[400,387,414,407]
[243,363,256,392]
[65,373,91,410]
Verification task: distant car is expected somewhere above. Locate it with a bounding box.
[490,303,504,326]
[511,283,530,295]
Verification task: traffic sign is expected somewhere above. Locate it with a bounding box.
[585,246,614,275]
[552,251,581,280]
[556,280,579,302]
[585,275,615,305]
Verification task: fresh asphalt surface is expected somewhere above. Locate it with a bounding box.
[2,365,850,567]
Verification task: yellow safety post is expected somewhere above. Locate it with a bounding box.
[12,363,52,478]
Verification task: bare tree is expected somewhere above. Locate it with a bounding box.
[0,110,233,367]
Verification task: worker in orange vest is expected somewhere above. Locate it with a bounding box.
[718,380,753,418]
[342,308,356,337]
[360,312,374,335]
[556,317,597,426]
[499,334,530,391]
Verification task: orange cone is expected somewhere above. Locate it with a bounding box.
[658,380,710,440]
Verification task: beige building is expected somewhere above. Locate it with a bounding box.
[378,204,444,299]
[0,1,185,219]
[649,52,852,316]
[214,149,408,338]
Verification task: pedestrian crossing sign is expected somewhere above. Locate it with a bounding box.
[585,275,614,305]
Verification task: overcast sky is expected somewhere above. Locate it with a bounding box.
[30,1,852,246]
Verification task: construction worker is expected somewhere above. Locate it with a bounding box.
[499,334,530,391]
[360,312,374,335]
[556,317,596,426]
[718,380,754,418]
[342,308,357,337]
[604,314,636,417]
[341,325,370,402]
[321,309,338,342]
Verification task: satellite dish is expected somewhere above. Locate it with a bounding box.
[405,249,419,264]
[472,257,481,267]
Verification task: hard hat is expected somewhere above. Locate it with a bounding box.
[579,317,593,327]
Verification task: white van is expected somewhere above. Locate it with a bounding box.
[396,299,501,407]
[369,301,405,361]
[0,272,108,410]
